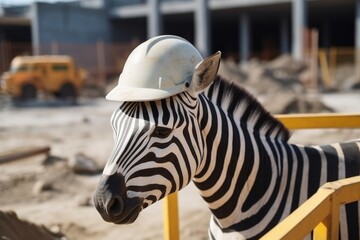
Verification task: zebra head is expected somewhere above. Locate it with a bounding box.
[94,45,221,224]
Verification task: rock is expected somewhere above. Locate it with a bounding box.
[262,91,297,114]
[267,54,307,74]
[42,155,67,166]
[75,194,93,207]
[82,116,91,124]
[68,153,100,174]
[32,180,53,195]
[218,59,247,83]
[262,91,334,114]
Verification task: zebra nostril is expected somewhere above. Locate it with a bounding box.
[107,196,124,217]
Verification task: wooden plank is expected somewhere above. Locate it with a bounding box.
[0,146,50,164]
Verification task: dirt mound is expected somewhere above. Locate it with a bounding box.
[219,55,307,93]
[261,90,334,114]
[0,210,66,240]
[218,55,334,114]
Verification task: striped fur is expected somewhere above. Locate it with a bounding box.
[104,76,360,239]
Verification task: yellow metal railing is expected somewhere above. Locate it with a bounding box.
[276,113,360,129]
[163,113,360,240]
[261,176,360,240]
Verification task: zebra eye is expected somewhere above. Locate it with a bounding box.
[151,126,172,138]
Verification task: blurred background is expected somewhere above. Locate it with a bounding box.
[0,1,360,240]
[0,0,360,97]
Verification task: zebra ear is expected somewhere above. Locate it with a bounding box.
[190,51,221,93]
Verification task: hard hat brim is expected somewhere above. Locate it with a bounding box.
[105,85,185,102]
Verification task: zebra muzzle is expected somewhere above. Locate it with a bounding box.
[93,172,143,224]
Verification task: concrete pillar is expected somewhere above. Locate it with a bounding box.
[194,0,210,57]
[148,0,162,38]
[292,0,307,60]
[355,0,360,84]
[280,17,289,54]
[30,2,40,55]
[239,14,250,66]
[356,0,360,49]
[0,28,4,41]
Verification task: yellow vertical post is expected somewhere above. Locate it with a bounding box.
[163,193,179,240]
[318,50,332,89]
[329,192,340,240]
[313,189,340,240]
[329,47,337,87]
[314,215,330,240]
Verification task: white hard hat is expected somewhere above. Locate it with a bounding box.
[106,35,203,101]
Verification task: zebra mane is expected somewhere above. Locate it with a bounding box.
[204,76,290,141]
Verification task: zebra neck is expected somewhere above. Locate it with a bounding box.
[193,128,287,227]
[192,76,295,234]
[193,138,320,233]
[194,135,353,237]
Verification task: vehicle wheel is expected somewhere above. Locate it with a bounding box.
[20,84,37,100]
[59,83,76,99]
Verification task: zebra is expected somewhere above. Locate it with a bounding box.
[93,37,360,239]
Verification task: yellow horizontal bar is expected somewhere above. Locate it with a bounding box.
[322,176,360,204]
[261,176,360,240]
[276,113,360,129]
[260,188,333,240]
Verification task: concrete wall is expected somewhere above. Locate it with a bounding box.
[110,18,147,43]
[31,2,110,49]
